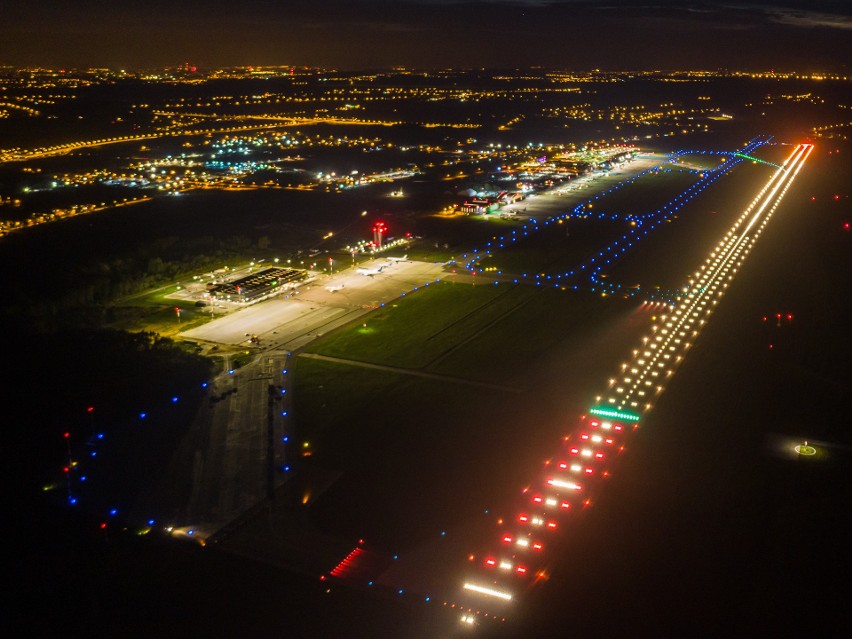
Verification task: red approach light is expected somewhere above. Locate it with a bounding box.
[834,195,840,201]
[100,522,107,529]
[63,432,70,439]
[87,406,94,413]
[786,314,793,320]
[844,222,850,231]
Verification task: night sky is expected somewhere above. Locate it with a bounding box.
[2,0,851,70]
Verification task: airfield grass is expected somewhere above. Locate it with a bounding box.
[606,160,772,292]
[429,289,632,384]
[477,217,627,275]
[473,168,702,276]
[576,167,699,216]
[306,281,536,368]
[671,153,728,171]
[107,277,217,333]
[292,357,530,547]
[295,287,635,461]
[108,301,215,335]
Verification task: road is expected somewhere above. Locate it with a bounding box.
[135,350,291,534]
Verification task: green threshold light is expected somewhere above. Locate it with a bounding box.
[589,406,641,422]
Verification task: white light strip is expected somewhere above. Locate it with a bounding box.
[463,582,513,601]
[548,478,582,490]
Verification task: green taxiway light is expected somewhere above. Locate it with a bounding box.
[732,152,781,169]
[589,406,641,422]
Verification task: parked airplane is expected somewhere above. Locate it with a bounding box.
[387,255,408,262]
[356,266,384,276]
[325,285,345,292]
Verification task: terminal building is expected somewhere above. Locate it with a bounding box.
[206,267,306,304]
